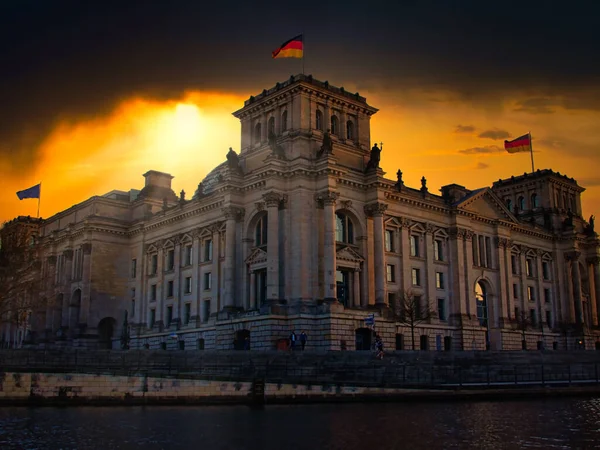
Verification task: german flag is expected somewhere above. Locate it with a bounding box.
[504,133,532,153]
[272,35,303,59]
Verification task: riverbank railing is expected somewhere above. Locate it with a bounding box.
[0,350,599,389]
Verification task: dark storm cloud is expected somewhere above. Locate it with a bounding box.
[2,0,600,171]
[478,129,511,140]
[514,98,558,114]
[458,145,502,155]
[455,125,476,134]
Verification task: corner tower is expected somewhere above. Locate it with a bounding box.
[232,74,378,172]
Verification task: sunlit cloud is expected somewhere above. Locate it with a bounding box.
[478,128,510,140]
[455,124,476,134]
[458,145,503,155]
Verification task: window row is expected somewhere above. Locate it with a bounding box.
[514,306,553,328]
[141,239,214,277]
[384,231,445,261]
[512,284,553,304]
[385,265,445,289]
[315,110,356,140]
[510,255,552,280]
[148,273,212,301]
[148,301,211,328]
[254,111,288,144]
[505,192,540,212]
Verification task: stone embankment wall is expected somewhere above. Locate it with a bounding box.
[1,371,599,406]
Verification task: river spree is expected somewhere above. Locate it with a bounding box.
[1,397,600,449]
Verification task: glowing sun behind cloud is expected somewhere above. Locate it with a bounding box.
[1,92,245,222]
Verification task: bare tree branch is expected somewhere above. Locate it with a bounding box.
[393,289,435,350]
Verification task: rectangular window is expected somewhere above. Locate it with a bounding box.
[414,295,422,319]
[184,303,191,325]
[472,235,479,266]
[167,280,174,297]
[185,276,192,294]
[544,288,551,304]
[149,309,156,328]
[530,309,537,327]
[542,261,550,280]
[526,258,534,277]
[545,310,552,328]
[151,284,157,302]
[388,292,397,312]
[184,245,193,266]
[511,254,518,274]
[514,306,520,320]
[256,269,267,306]
[513,283,519,298]
[385,230,394,252]
[166,305,173,327]
[203,300,210,322]
[151,254,158,275]
[167,249,175,271]
[437,298,446,321]
[527,286,535,302]
[386,264,395,282]
[436,272,444,289]
[478,235,485,267]
[410,235,419,257]
[485,236,492,268]
[131,299,135,318]
[204,272,212,290]
[131,258,137,278]
[434,240,443,261]
[411,268,421,286]
[204,239,213,262]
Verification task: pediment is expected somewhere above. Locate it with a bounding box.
[456,188,518,223]
[337,246,364,263]
[245,247,267,265]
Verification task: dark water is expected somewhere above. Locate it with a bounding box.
[1,398,600,450]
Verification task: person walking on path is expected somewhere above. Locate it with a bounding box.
[300,331,307,350]
[289,331,297,351]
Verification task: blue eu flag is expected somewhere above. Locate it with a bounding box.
[16,183,41,200]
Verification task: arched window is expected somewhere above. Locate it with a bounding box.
[254,123,262,144]
[346,120,354,140]
[506,198,512,211]
[335,212,354,244]
[268,117,275,137]
[255,215,268,247]
[331,115,339,135]
[280,111,287,133]
[518,196,525,211]
[475,281,488,328]
[316,110,323,131]
[531,193,539,208]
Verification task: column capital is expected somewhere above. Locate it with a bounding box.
[448,227,466,239]
[263,192,283,208]
[315,190,340,208]
[565,251,581,261]
[399,217,411,228]
[425,222,435,235]
[586,256,600,266]
[63,249,73,260]
[255,201,265,212]
[82,243,92,255]
[222,206,245,222]
[47,255,57,265]
[364,202,388,217]
[209,222,223,234]
[495,237,509,248]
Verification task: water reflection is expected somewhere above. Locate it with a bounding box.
[0,398,599,449]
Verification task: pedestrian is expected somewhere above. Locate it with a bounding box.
[289,331,297,351]
[300,331,307,350]
[375,335,384,360]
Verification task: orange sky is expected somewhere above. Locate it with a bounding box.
[2,88,599,224]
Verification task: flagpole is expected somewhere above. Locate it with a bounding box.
[302,31,305,75]
[529,131,535,173]
[37,182,41,218]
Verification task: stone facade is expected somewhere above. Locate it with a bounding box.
[5,74,600,351]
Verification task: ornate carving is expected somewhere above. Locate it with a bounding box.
[341,200,352,210]
[425,223,435,235]
[495,237,509,248]
[263,192,282,208]
[365,143,381,172]
[364,202,388,217]
[279,195,288,210]
[315,191,340,207]
[564,251,581,261]
[399,217,411,228]
[63,249,74,260]
[255,201,265,212]
[463,229,474,241]
[82,243,92,255]
[47,255,57,265]
[586,256,600,266]
[222,206,245,222]
[536,248,545,256]
[208,222,222,234]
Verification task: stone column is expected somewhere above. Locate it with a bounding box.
[317,190,339,302]
[61,250,73,328]
[496,237,509,327]
[365,202,388,306]
[264,192,282,303]
[463,230,476,318]
[210,223,221,316]
[425,223,436,312]
[535,249,545,328]
[172,237,182,327]
[399,218,411,293]
[587,256,600,326]
[190,230,201,325]
[567,251,584,326]
[353,269,361,308]
[44,256,57,334]
[249,270,256,310]
[222,206,243,311]
[79,244,92,328]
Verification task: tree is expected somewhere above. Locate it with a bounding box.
[393,289,434,350]
[0,218,48,347]
[513,309,533,350]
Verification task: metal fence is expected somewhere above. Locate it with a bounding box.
[0,350,599,389]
